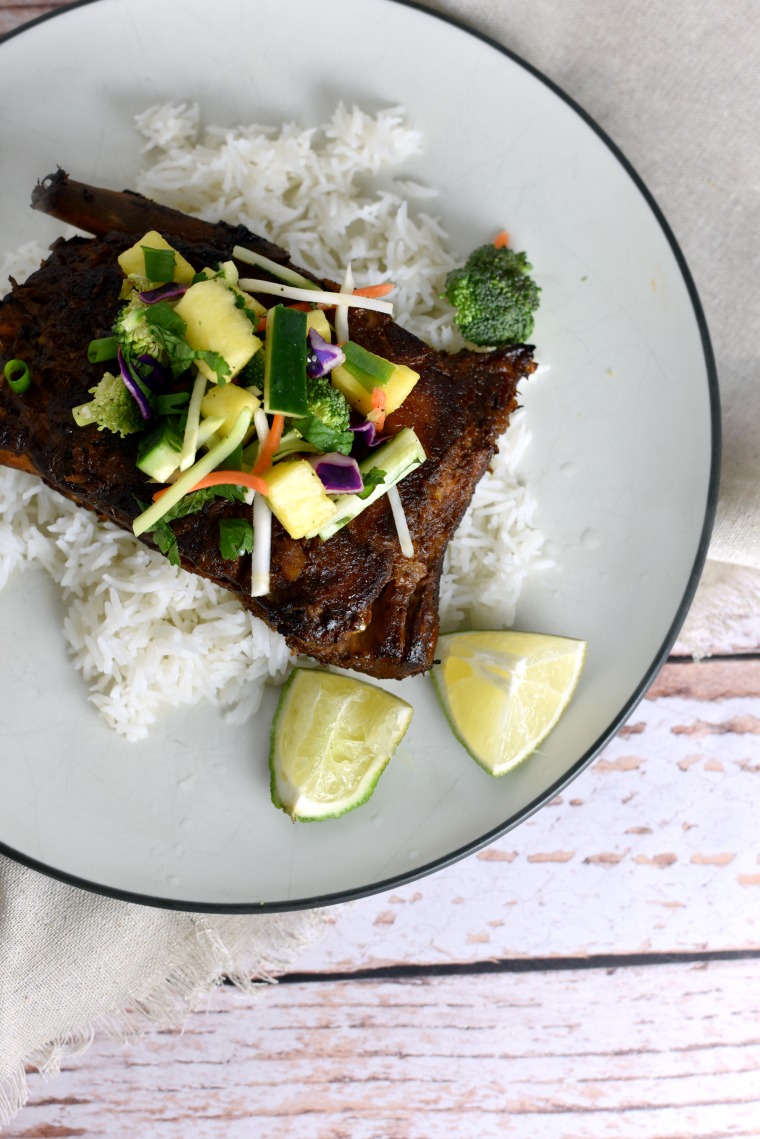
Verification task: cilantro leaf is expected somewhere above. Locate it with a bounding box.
[145,302,231,384]
[135,486,246,565]
[219,517,254,560]
[296,413,355,457]
[158,485,245,525]
[357,468,387,499]
[152,518,181,566]
[232,289,264,330]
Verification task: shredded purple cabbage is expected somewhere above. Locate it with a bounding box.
[306,328,345,378]
[138,283,188,305]
[311,452,364,494]
[136,353,169,391]
[350,418,386,448]
[350,419,378,447]
[117,348,153,419]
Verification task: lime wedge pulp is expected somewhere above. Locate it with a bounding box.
[431,631,587,776]
[270,668,413,821]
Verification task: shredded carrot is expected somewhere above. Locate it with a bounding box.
[256,316,267,333]
[369,387,387,433]
[493,230,510,249]
[286,302,313,312]
[252,412,285,476]
[152,469,269,501]
[353,283,395,299]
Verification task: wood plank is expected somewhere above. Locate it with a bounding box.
[648,657,760,700]
[293,676,760,971]
[0,3,63,37]
[8,960,760,1138]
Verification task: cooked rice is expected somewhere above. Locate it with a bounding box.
[0,103,547,739]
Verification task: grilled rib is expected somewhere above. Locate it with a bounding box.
[0,171,535,679]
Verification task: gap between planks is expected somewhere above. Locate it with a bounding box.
[247,946,760,987]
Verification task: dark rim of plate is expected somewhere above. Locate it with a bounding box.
[0,0,721,914]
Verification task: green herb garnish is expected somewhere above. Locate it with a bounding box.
[356,468,386,499]
[136,484,246,565]
[295,412,354,457]
[145,302,230,384]
[219,517,254,560]
[232,289,263,330]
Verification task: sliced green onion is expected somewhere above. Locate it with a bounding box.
[72,402,96,427]
[142,246,176,283]
[3,359,31,394]
[132,408,253,538]
[232,245,321,292]
[237,278,393,315]
[87,336,119,363]
[341,341,396,391]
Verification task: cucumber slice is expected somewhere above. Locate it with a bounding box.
[136,418,184,483]
[306,427,426,541]
[263,304,309,416]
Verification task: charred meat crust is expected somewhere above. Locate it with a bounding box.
[0,173,535,678]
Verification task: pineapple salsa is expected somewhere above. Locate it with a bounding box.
[72,233,426,593]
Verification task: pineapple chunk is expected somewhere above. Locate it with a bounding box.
[306,309,332,342]
[117,231,196,284]
[263,459,337,540]
[173,279,262,382]
[330,361,420,417]
[200,383,261,436]
[195,263,266,317]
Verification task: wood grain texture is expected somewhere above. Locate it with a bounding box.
[8,960,760,1139]
[0,3,56,36]
[293,679,760,971]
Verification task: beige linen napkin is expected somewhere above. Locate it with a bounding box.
[0,859,325,1122]
[2,0,757,1125]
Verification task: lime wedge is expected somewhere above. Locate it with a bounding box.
[431,631,586,776]
[270,668,413,821]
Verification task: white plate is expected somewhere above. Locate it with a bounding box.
[0,0,718,911]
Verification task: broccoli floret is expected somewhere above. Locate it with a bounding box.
[443,244,541,347]
[71,372,143,438]
[114,292,169,364]
[296,374,354,455]
[237,348,265,390]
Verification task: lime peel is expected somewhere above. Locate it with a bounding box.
[270,668,413,821]
[431,630,587,776]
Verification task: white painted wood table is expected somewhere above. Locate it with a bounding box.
[2,3,754,1136]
